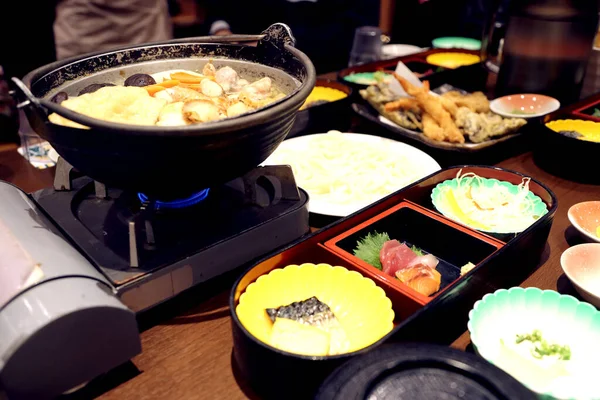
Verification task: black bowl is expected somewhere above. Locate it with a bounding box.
[229,259,392,400]
[288,79,353,137]
[316,343,536,400]
[16,24,315,199]
[533,118,600,184]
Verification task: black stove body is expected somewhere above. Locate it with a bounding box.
[32,159,310,311]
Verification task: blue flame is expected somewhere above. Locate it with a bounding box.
[137,189,210,210]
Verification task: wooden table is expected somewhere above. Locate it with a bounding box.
[0,145,595,400]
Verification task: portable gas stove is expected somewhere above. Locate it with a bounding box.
[0,157,309,399]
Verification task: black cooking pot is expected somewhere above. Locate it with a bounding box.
[12,24,315,199]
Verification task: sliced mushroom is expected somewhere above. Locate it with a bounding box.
[200,79,224,97]
[78,83,115,96]
[183,99,221,123]
[124,73,156,87]
[226,102,249,118]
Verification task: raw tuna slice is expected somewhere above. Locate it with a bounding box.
[380,240,403,268]
[380,241,418,276]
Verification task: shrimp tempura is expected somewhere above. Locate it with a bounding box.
[393,73,465,143]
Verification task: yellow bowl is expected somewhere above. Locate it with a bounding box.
[426,52,481,69]
[545,119,600,143]
[236,263,394,356]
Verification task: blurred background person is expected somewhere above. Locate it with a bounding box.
[54,0,174,60]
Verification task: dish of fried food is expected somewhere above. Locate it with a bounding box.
[359,74,527,147]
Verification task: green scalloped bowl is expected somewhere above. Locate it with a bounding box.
[431,176,548,234]
[468,287,600,400]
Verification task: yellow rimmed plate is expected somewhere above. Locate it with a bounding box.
[546,119,600,143]
[426,52,481,69]
[236,263,394,356]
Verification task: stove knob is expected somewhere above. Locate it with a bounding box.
[0,65,19,145]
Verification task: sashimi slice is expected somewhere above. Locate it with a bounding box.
[406,254,439,270]
[396,266,441,297]
[380,240,402,268]
[380,241,418,276]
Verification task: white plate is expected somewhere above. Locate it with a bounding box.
[262,132,441,217]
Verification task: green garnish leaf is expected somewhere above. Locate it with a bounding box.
[410,245,425,256]
[353,232,390,270]
[592,108,600,117]
[515,329,571,361]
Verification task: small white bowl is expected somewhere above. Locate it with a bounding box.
[561,243,600,308]
[490,94,560,119]
[568,201,600,243]
[469,287,600,399]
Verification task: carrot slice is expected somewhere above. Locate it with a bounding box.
[145,85,167,95]
[170,72,206,84]
[144,79,180,96]
[156,79,180,88]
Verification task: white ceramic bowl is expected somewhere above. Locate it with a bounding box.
[490,94,560,119]
[561,243,600,308]
[469,287,600,399]
[568,201,600,243]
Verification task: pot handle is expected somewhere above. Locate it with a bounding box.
[166,34,266,45]
[258,23,297,49]
[176,23,296,49]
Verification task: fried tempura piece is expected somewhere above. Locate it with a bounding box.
[384,97,421,113]
[393,74,465,143]
[440,96,458,117]
[442,91,490,113]
[422,113,445,141]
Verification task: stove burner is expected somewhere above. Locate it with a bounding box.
[137,189,210,210]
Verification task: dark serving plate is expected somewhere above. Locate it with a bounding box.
[288,79,353,138]
[229,165,557,399]
[344,60,535,166]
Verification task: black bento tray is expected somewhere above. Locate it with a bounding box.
[534,92,600,183]
[229,165,557,399]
